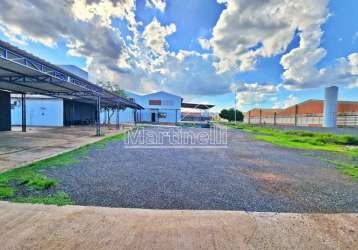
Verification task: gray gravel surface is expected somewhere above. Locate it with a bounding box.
[40,126,358,212]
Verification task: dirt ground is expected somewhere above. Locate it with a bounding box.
[0,125,129,173]
[0,201,357,250]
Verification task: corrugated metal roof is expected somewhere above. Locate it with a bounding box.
[0,39,142,109]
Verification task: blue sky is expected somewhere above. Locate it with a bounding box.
[0,0,357,112]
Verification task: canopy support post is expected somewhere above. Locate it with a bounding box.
[96,96,101,136]
[116,106,120,130]
[134,110,138,125]
[21,93,26,132]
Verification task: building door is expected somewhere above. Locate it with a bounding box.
[151,112,156,122]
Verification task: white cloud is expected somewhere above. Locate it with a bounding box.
[211,0,358,95]
[142,18,176,56]
[0,0,129,60]
[85,16,234,97]
[272,95,299,108]
[155,51,235,96]
[0,0,356,108]
[145,0,166,12]
[71,0,136,27]
[0,26,28,46]
[235,83,280,106]
[348,53,358,74]
[0,0,144,96]
[210,0,329,73]
[342,53,358,88]
[348,79,358,88]
[283,52,358,90]
[198,37,211,50]
[353,32,358,42]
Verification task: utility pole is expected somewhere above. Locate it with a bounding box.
[234,86,237,124]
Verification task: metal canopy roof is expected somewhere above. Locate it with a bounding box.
[0,40,142,109]
[181,102,215,110]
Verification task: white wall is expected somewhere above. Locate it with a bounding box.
[136,109,180,123]
[11,97,64,127]
[127,91,182,123]
[100,108,135,124]
[159,109,180,123]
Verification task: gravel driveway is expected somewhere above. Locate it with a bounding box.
[41,126,358,212]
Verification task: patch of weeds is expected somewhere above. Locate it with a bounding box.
[225,123,358,181]
[338,165,358,181]
[254,134,344,152]
[0,131,127,205]
[0,185,15,198]
[12,192,73,206]
[226,123,358,155]
[20,174,57,189]
[93,133,126,149]
[325,160,358,182]
[285,130,315,137]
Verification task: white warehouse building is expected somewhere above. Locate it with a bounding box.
[10,65,212,126]
[13,91,183,126]
[102,91,182,124]
[12,90,214,126]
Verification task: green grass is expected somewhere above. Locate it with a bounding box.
[93,132,126,148]
[226,123,358,155]
[0,131,127,205]
[0,185,15,198]
[225,123,358,181]
[12,192,73,206]
[337,164,358,180]
[317,158,358,182]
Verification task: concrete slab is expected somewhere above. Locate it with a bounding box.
[0,202,357,250]
[0,126,130,173]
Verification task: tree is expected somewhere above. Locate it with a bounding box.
[96,81,127,125]
[96,81,127,98]
[219,108,244,122]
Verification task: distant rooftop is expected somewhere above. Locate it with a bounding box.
[182,103,215,110]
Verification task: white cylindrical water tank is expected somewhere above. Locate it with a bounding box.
[323,86,338,128]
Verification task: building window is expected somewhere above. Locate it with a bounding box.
[159,112,167,118]
[149,100,161,105]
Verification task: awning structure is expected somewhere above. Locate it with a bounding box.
[181,102,215,110]
[181,102,215,123]
[0,39,142,135]
[0,40,142,109]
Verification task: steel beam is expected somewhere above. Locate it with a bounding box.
[116,106,120,129]
[0,44,100,94]
[96,96,101,136]
[0,41,142,110]
[21,93,26,132]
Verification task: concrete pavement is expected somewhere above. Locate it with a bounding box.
[0,201,357,250]
[0,125,129,173]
